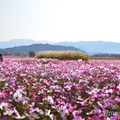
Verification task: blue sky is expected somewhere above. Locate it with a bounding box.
[0,0,120,43]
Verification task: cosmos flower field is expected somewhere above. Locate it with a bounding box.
[0,58,120,120]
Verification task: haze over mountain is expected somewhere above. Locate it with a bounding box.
[0,39,36,48]
[0,39,51,49]
[56,41,120,55]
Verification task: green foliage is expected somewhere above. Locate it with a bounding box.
[28,51,36,57]
[36,51,89,60]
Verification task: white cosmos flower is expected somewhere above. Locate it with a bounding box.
[4,109,14,116]
[117,84,120,90]
[14,108,26,119]
[105,89,113,94]
[47,96,54,104]
[0,102,8,110]
[13,89,23,102]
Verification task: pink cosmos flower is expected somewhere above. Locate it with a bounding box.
[1,90,7,99]
[73,116,84,120]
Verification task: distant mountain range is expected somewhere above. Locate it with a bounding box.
[0,42,82,55]
[0,39,120,55]
[56,41,120,55]
[0,39,36,48]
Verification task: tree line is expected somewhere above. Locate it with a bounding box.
[92,53,120,58]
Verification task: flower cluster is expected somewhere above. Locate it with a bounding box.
[0,58,120,120]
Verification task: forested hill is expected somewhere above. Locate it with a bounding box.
[0,43,84,55]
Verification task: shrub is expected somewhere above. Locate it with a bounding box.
[28,51,36,57]
[36,51,89,60]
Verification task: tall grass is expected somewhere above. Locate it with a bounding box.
[36,51,89,60]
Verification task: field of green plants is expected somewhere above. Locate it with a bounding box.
[0,57,120,120]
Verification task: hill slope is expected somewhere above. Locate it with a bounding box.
[0,43,83,55]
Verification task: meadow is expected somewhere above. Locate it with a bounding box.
[0,57,120,120]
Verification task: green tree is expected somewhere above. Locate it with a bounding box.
[28,51,36,57]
